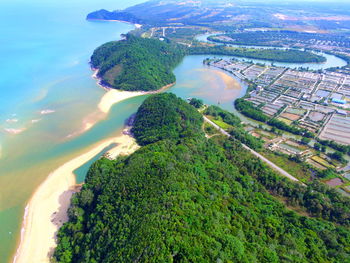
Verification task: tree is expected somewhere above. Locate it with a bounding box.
[328,151,345,163]
[301,137,311,145]
[314,143,321,151]
[189,98,204,109]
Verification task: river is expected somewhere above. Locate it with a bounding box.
[1,3,347,263]
[196,33,348,70]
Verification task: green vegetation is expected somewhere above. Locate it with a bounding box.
[235,99,314,138]
[91,34,185,91]
[208,31,350,50]
[205,105,263,150]
[317,139,350,156]
[54,94,350,263]
[90,33,322,93]
[131,93,203,146]
[188,98,203,109]
[189,45,326,63]
[219,136,350,226]
[211,118,232,130]
[203,122,218,136]
[234,99,269,122]
[301,137,311,145]
[261,150,312,182]
[328,151,347,164]
[205,105,241,127]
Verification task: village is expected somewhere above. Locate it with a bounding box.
[209,58,350,193]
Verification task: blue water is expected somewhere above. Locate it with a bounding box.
[2,1,338,262]
[0,1,145,262]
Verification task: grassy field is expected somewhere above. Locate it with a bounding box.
[203,122,219,136]
[206,115,233,130]
[311,156,335,169]
[277,117,293,125]
[261,150,312,182]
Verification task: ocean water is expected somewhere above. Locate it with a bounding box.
[4,0,340,261]
[0,1,248,261]
[0,0,146,261]
[7,0,335,261]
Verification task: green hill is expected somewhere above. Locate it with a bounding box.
[54,93,350,263]
[91,35,185,91]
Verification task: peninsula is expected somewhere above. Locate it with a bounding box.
[13,1,350,263]
[54,93,350,262]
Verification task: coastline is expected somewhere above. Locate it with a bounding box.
[93,68,175,114]
[87,18,142,29]
[13,132,139,263]
[13,68,174,263]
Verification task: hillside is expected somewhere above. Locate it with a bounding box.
[86,0,350,31]
[54,93,350,263]
[91,34,185,91]
[91,35,325,92]
[131,93,203,145]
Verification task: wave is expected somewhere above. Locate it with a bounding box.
[40,109,56,115]
[3,128,26,135]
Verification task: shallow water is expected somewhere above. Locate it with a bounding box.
[0,5,247,260]
[0,0,144,261]
[2,2,340,262]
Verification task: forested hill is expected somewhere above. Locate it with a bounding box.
[91,35,325,92]
[91,35,186,91]
[87,9,143,24]
[131,93,203,145]
[54,93,350,263]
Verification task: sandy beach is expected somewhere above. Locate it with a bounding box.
[93,69,175,114]
[13,67,173,263]
[98,89,144,114]
[13,133,139,263]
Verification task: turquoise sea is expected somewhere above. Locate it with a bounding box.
[0,1,247,261]
[1,1,347,262]
[0,0,144,261]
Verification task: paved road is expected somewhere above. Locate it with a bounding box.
[203,116,302,183]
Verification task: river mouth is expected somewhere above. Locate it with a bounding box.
[2,14,347,263]
[195,33,348,70]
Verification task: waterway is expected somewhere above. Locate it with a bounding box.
[196,33,348,70]
[1,3,347,263]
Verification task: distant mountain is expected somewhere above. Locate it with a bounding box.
[86,9,143,24]
[87,0,350,31]
[86,0,248,27]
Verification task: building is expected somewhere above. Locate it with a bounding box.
[332,98,346,104]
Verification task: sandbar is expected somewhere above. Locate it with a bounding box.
[13,133,139,263]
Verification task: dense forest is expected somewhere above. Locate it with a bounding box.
[189,45,326,63]
[91,34,327,93]
[54,93,350,263]
[91,34,186,91]
[131,93,203,145]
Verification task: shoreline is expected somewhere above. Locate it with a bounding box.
[92,68,175,114]
[13,132,139,263]
[13,69,174,263]
[87,18,142,29]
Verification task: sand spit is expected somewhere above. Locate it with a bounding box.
[93,68,175,114]
[13,133,139,263]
